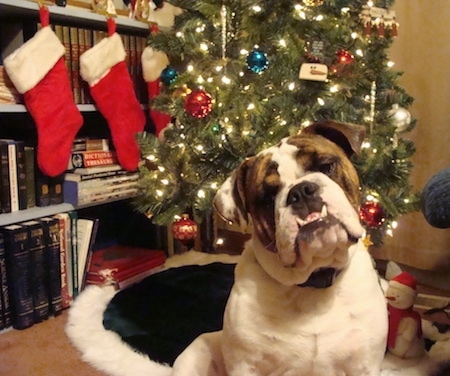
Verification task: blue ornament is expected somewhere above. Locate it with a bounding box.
[246,49,269,73]
[422,167,450,228]
[160,66,178,85]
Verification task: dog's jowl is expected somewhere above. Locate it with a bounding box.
[172,120,388,376]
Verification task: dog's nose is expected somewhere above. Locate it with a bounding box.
[286,182,323,216]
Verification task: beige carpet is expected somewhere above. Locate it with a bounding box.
[0,310,105,376]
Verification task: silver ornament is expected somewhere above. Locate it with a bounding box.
[388,104,411,132]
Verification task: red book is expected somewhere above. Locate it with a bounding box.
[86,246,166,289]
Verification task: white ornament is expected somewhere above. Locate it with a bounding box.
[388,104,411,132]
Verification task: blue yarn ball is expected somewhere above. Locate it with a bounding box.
[246,49,269,73]
[421,167,450,228]
[160,67,178,86]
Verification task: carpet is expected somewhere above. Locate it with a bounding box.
[66,251,450,376]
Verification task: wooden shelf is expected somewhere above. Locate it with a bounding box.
[0,0,151,35]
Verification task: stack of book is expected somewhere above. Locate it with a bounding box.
[0,213,98,330]
[86,245,166,290]
[0,66,21,104]
[0,139,63,213]
[0,210,166,331]
[64,138,140,206]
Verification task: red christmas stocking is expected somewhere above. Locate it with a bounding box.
[80,19,145,171]
[141,45,172,137]
[4,6,83,177]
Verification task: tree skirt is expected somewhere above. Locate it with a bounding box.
[66,251,450,376]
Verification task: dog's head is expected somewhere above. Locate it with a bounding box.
[214,120,366,287]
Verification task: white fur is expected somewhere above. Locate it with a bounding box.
[4,26,65,93]
[79,33,126,87]
[66,251,447,376]
[221,240,388,376]
[141,46,169,82]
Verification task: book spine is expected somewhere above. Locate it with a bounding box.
[22,221,49,323]
[70,26,81,104]
[66,172,139,189]
[54,214,72,309]
[39,218,63,316]
[35,168,50,207]
[0,233,11,328]
[15,141,28,210]
[82,28,93,104]
[68,211,79,297]
[64,168,128,182]
[71,138,110,152]
[24,146,36,209]
[2,224,34,330]
[77,27,87,104]
[49,174,64,205]
[68,151,118,169]
[63,180,138,206]
[61,25,73,94]
[0,142,11,213]
[6,142,19,212]
[0,234,5,329]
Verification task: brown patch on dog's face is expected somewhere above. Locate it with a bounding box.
[286,134,361,209]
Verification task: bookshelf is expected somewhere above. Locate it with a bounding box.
[0,0,166,336]
[0,0,151,225]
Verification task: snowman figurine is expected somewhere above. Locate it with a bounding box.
[386,271,425,359]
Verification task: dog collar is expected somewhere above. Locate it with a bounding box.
[298,268,338,289]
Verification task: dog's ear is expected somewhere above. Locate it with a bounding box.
[302,120,366,157]
[213,158,253,230]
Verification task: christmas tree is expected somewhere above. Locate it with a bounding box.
[135,0,419,246]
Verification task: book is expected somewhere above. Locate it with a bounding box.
[64,166,131,182]
[68,164,123,176]
[24,146,36,209]
[54,212,73,309]
[2,224,34,330]
[68,211,79,298]
[15,140,28,210]
[0,140,11,213]
[68,150,118,170]
[21,220,49,323]
[39,217,63,316]
[49,174,64,205]
[34,168,50,207]
[63,180,139,206]
[64,171,139,188]
[0,65,22,104]
[86,245,166,290]
[0,233,11,329]
[72,137,110,152]
[0,139,19,212]
[59,25,73,88]
[76,217,99,291]
[70,26,81,104]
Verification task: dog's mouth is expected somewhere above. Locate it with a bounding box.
[295,203,359,244]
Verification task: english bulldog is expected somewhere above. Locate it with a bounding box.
[171,120,388,376]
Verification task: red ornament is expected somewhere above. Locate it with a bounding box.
[184,89,212,118]
[336,49,354,65]
[172,214,198,244]
[360,201,386,228]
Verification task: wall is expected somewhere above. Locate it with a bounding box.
[372,0,450,279]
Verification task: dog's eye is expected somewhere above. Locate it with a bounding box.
[318,162,335,175]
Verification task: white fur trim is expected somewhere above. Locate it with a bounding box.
[80,33,126,86]
[389,280,415,296]
[3,26,65,94]
[141,46,169,83]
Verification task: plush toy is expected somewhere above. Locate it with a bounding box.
[386,271,425,359]
[422,167,450,229]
